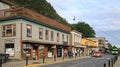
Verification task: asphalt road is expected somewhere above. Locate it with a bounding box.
[114,55,120,67]
[39,55,116,67]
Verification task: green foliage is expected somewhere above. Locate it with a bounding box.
[112,45,118,49]
[10,0,69,26]
[70,22,96,38]
[108,43,113,50]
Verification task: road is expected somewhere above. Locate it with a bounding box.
[39,55,116,67]
[114,55,120,67]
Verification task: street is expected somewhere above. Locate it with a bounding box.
[39,55,117,67]
[114,55,120,67]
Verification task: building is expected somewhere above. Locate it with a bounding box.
[0,0,71,60]
[70,30,84,56]
[81,38,98,56]
[87,37,109,54]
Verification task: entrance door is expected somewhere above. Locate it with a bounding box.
[32,45,38,60]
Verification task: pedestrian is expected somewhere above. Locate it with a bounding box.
[68,51,73,58]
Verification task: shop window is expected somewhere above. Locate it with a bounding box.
[51,31,54,41]
[26,24,32,37]
[2,24,16,37]
[5,43,14,57]
[45,30,49,40]
[39,28,43,39]
[57,33,60,42]
[23,44,31,57]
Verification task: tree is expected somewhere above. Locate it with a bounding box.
[108,43,113,50]
[70,22,96,37]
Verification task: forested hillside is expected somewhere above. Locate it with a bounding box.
[10,0,69,26]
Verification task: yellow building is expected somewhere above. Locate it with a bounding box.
[81,38,98,56]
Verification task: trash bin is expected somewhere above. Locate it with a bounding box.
[4,54,9,62]
[0,53,9,63]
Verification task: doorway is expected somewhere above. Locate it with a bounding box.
[32,44,38,60]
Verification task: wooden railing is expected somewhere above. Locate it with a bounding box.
[0,7,71,33]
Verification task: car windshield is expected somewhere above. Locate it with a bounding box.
[94,52,100,53]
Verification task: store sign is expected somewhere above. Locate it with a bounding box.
[4,39,15,43]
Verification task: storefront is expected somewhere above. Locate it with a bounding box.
[21,42,46,60]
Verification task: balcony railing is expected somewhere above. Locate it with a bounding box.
[0,7,71,33]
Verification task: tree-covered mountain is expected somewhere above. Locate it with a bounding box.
[10,0,69,26]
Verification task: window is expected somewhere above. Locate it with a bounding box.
[26,24,32,37]
[2,24,16,37]
[66,35,68,42]
[5,43,14,56]
[51,31,54,41]
[45,30,49,40]
[39,28,43,39]
[62,34,64,41]
[57,33,60,42]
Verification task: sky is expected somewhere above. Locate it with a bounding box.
[47,0,120,47]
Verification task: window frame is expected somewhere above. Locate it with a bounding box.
[26,24,32,37]
[51,31,54,41]
[39,28,43,39]
[2,24,16,37]
[45,29,49,40]
[57,33,60,42]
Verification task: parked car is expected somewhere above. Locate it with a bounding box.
[92,51,102,57]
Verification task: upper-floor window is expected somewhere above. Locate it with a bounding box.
[51,31,54,41]
[2,24,16,37]
[62,34,64,41]
[57,33,60,42]
[39,28,43,39]
[45,30,49,40]
[66,35,68,42]
[26,24,32,37]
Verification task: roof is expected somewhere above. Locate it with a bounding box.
[0,7,71,33]
[1,0,19,7]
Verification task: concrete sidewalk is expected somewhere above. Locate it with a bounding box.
[114,56,120,67]
[2,56,87,67]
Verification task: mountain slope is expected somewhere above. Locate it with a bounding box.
[10,0,69,26]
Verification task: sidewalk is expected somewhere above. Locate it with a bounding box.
[114,56,120,67]
[2,56,87,67]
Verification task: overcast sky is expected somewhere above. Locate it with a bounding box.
[47,0,120,47]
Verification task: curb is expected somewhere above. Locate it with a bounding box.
[24,56,88,67]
